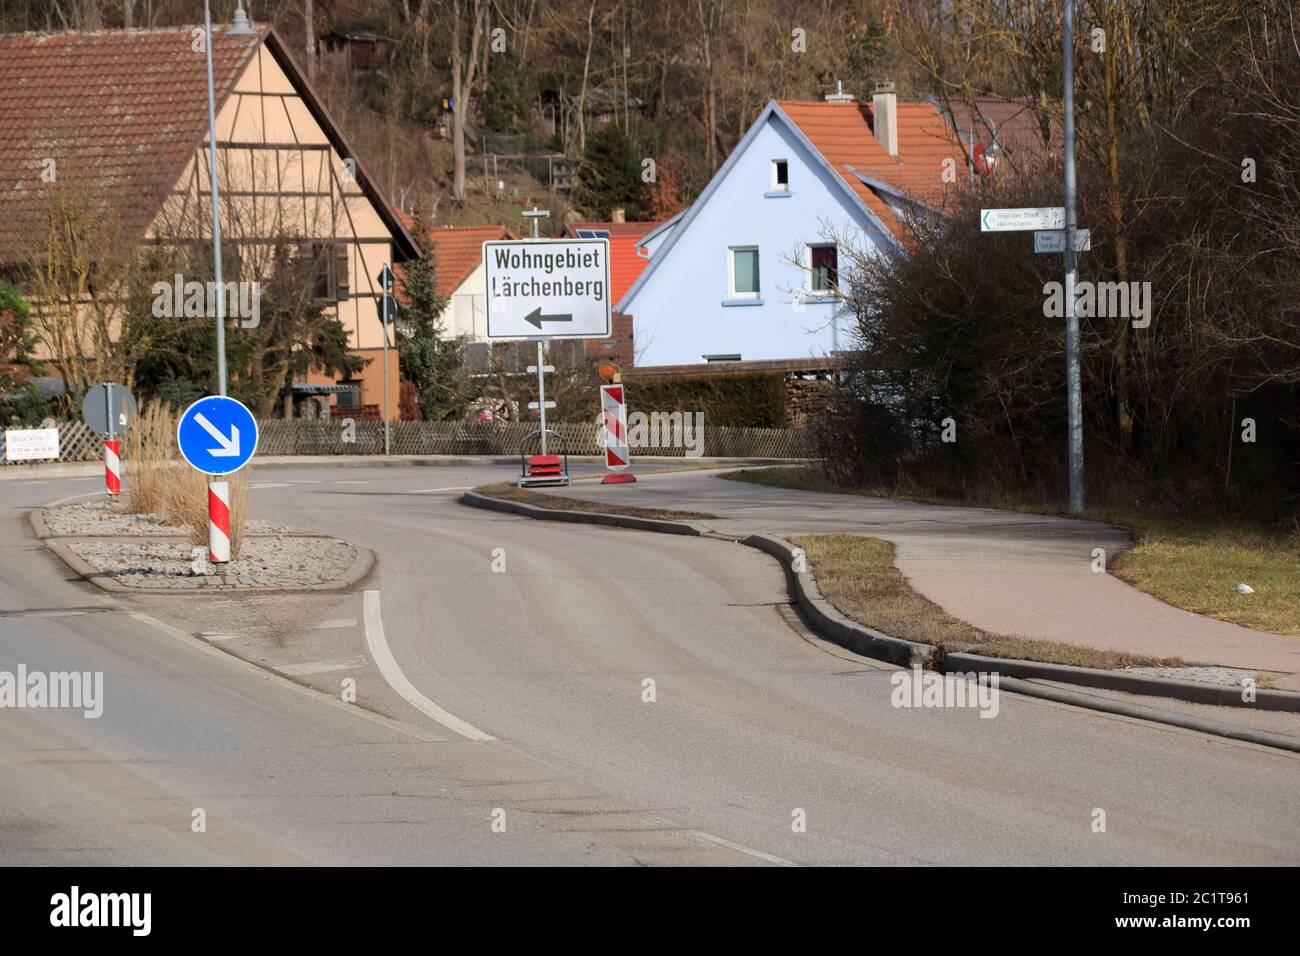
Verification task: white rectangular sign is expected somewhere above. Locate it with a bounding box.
[483,238,611,340]
[1034,229,1091,253]
[981,207,1066,232]
[4,427,60,461]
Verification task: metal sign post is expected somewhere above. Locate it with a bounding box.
[377,264,396,456]
[82,382,136,497]
[1062,0,1084,514]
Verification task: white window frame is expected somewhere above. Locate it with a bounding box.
[770,159,790,192]
[728,246,761,300]
[805,243,839,296]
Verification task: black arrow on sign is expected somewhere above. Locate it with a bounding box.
[523,306,573,330]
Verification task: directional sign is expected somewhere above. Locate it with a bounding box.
[980,207,1065,232]
[176,395,259,475]
[1034,229,1091,254]
[483,238,611,340]
[81,382,136,437]
[377,264,396,293]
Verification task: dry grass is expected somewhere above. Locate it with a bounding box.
[789,533,1180,669]
[729,467,1299,638]
[122,399,249,557]
[475,482,715,520]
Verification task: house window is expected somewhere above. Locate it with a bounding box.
[729,246,760,299]
[771,160,789,191]
[808,244,838,293]
[298,242,349,302]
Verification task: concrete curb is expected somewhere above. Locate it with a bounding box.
[942,651,1299,713]
[996,677,1300,754]
[460,489,711,536]
[742,533,931,669]
[463,488,1300,725]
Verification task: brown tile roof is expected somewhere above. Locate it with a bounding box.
[0,26,264,265]
[0,24,418,266]
[937,97,1060,168]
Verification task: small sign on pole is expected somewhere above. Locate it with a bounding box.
[980,207,1066,232]
[482,238,612,341]
[1034,229,1090,254]
[82,382,135,496]
[177,395,259,566]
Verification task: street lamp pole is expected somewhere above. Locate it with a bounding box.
[203,0,228,397]
[1062,0,1085,513]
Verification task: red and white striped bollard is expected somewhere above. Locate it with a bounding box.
[208,478,230,564]
[104,439,121,496]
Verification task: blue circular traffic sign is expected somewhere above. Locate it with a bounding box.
[176,396,259,475]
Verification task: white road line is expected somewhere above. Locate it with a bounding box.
[285,480,322,484]
[21,609,88,618]
[199,632,240,642]
[315,618,357,629]
[333,480,369,485]
[686,830,798,867]
[408,487,467,494]
[252,482,292,489]
[276,656,367,677]
[362,589,496,742]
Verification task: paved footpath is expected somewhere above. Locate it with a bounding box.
[544,470,1300,689]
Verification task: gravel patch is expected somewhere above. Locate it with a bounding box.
[41,499,299,537]
[1124,665,1269,688]
[65,536,356,588]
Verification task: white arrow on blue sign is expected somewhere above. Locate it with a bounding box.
[176,396,259,475]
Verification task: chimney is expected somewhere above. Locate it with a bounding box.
[872,80,898,157]
[611,207,626,223]
[823,80,854,104]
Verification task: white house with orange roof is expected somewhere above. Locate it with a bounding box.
[617,83,977,368]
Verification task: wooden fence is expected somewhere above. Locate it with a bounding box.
[3,419,813,464]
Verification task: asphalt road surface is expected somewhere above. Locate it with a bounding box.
[2,463,1297,865]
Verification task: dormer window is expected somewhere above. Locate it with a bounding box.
[771,159,789,192]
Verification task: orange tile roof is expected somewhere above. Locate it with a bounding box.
[775,98,969,237]
[399,221,518,299]
[561,220,663,302]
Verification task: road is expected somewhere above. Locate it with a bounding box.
[1,463,1297,865]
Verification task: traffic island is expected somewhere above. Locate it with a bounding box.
[31,500,372,593]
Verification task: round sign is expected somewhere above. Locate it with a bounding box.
[176,395,259,476]
[81,382,137,437]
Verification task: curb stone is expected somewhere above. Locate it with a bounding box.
[460,488,1300,730]
[460,489,712,536]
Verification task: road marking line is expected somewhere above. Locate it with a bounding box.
[200,633,241,642]
[21,609,88,618]
[334,480,369,485]
[408,487,466,494]
[315,618,357,629]
[362,589,496,742]
[252,482,292,489]
[276,656,367,677]
[687,830,798,867]
[127,611,442,742]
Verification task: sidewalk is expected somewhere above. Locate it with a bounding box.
[541,470,1300,690]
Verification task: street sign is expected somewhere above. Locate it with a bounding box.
[4,427,59,461]
[380,293,399,323]
[483,238,611,340]
[176,395,259,475]
[81,382,136,437]
[980,207,1065,232]
[377,264,395,292]
[1034,229,1091,254]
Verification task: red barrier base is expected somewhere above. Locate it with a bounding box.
[601,473,637,484]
